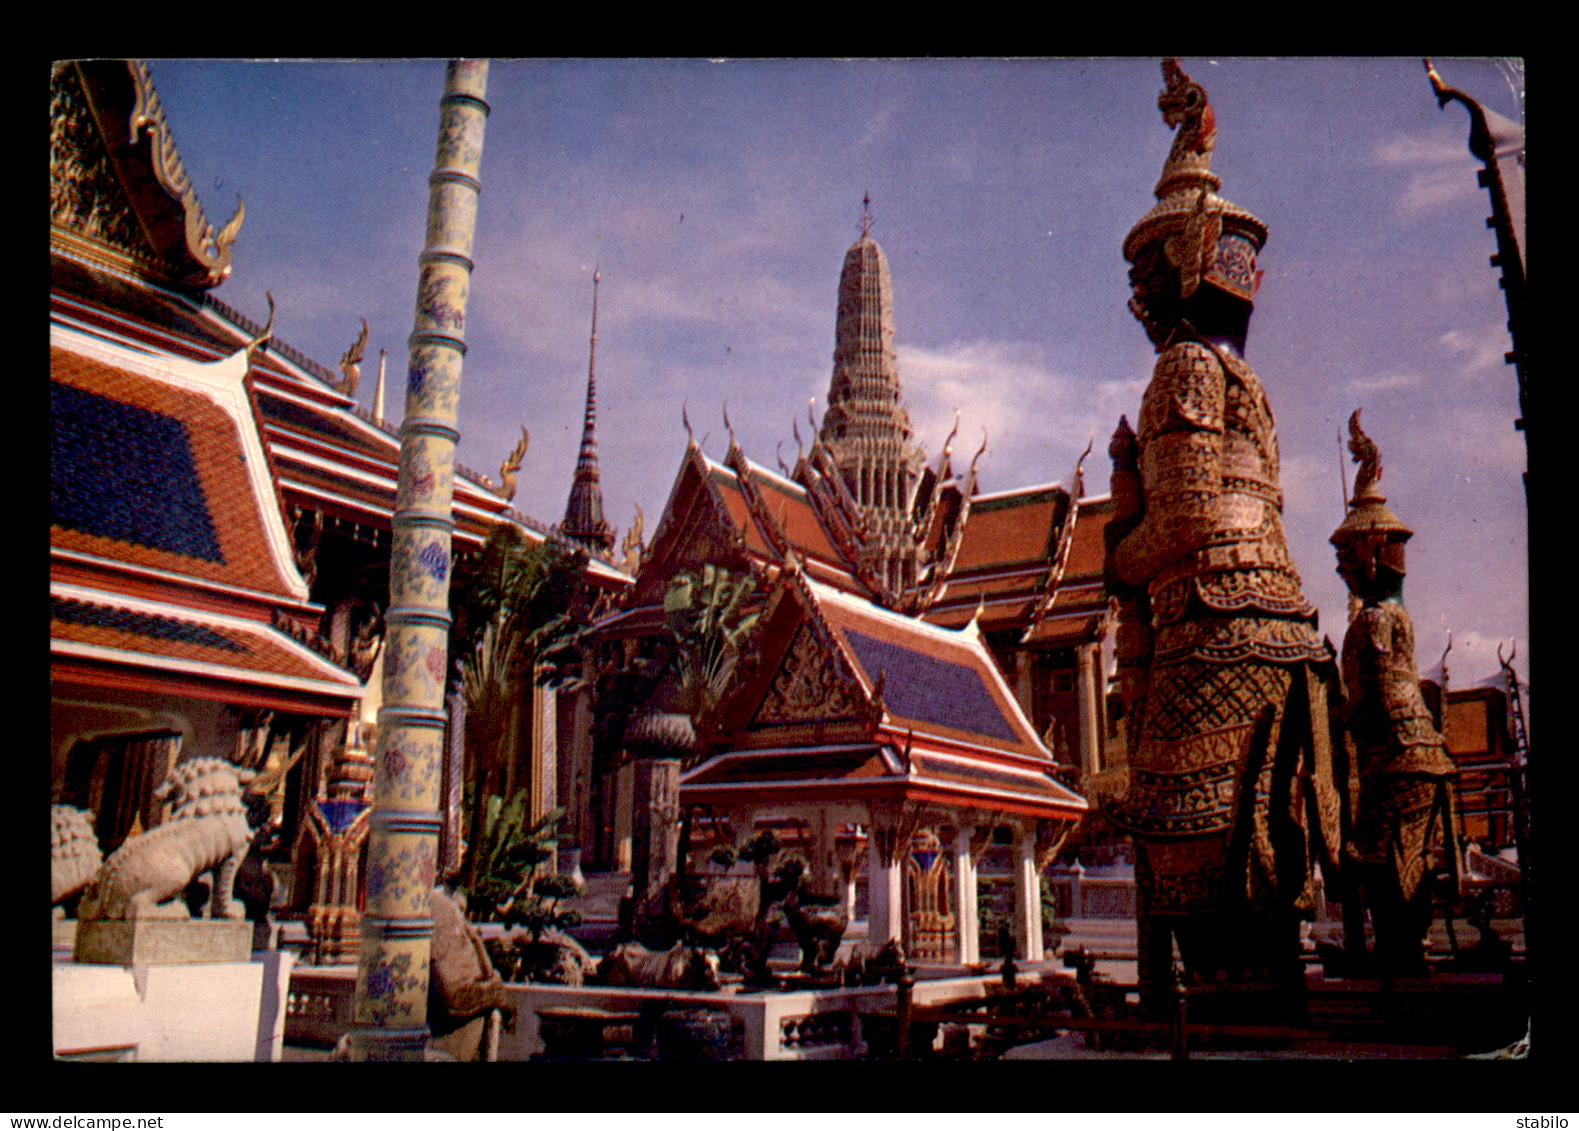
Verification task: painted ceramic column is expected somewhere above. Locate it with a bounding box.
[347,59,488,1062]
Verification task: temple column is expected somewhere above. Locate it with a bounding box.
[1011,826,1044,961]
[1076,640,1103,779]
[866,821,904,946]
[613,759,634,872]
[951,826,980,965]
[439,683,465,879]
[347,59,488,1062]
[559,687,595,868]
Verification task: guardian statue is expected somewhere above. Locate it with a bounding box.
[1330,410,1459,977]
[1105,59,1343,1019]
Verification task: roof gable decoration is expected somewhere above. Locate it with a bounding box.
[1022,440,1092,643]
[725,436,794,561]
[792,574,1052,759]
[910,429,989,613]
[50,61,242,288]
[52,323,309,602]
[714,561,876,739]
[638,443,761,603]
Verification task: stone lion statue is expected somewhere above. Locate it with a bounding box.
[77,758,258,922]
[51,804,103,913]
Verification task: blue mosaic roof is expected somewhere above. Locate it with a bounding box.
[317,798,370,832]
[841,628,1020,743]
[51,381,225,562]
[52,595,245,652]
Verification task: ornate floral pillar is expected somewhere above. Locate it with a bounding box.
[347,59,489,1062]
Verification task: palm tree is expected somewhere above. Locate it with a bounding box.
[451,524,593,896]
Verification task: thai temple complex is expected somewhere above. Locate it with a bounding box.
[49,58,1531,1063]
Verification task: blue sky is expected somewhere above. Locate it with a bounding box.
[145,56,1527,689]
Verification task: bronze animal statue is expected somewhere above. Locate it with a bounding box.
[76,758,257,922]
[596,941,722,991]
[776,862,848,972]
[489,928,599,986]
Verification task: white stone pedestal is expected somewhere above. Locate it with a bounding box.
[53,959,268,1061]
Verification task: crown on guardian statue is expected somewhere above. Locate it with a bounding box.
[1124,58,1267,303]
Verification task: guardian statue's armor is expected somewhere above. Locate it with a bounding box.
[1331,411,1458,977]
[1106,59,1342,1019]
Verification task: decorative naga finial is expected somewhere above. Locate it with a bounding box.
[339,318,370,397]
[965,429,989,493]
[682,400,694,447]
[244,292,275,360]
[622,503,645,574]
[498,426,529,501]
[1346,409,1382,502]
[215,195,246,260]
[1158,58,1216,181]
[1332,408,1411,547]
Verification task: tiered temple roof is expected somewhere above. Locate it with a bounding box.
[685,569,1087,821]
[50,325,363,717]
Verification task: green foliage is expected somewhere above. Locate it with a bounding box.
[452,526,596,884]
[453,525,593,703]
[455,791,580,937]
[660,564,761,716]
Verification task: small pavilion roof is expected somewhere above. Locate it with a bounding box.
[686,569,1087,821]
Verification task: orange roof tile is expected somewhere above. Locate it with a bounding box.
[51,346,299,600]
[949,489,1062,571]
[51,590,361,701]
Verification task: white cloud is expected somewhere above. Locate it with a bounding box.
[894,339,1141,490]
[1374,128,1483,218]
[1438,323,1515,377]
[1347,371,1423,394]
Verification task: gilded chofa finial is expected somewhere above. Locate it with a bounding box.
[339,319,369,397]
[244,293,275,360]
[498,427,529,501]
